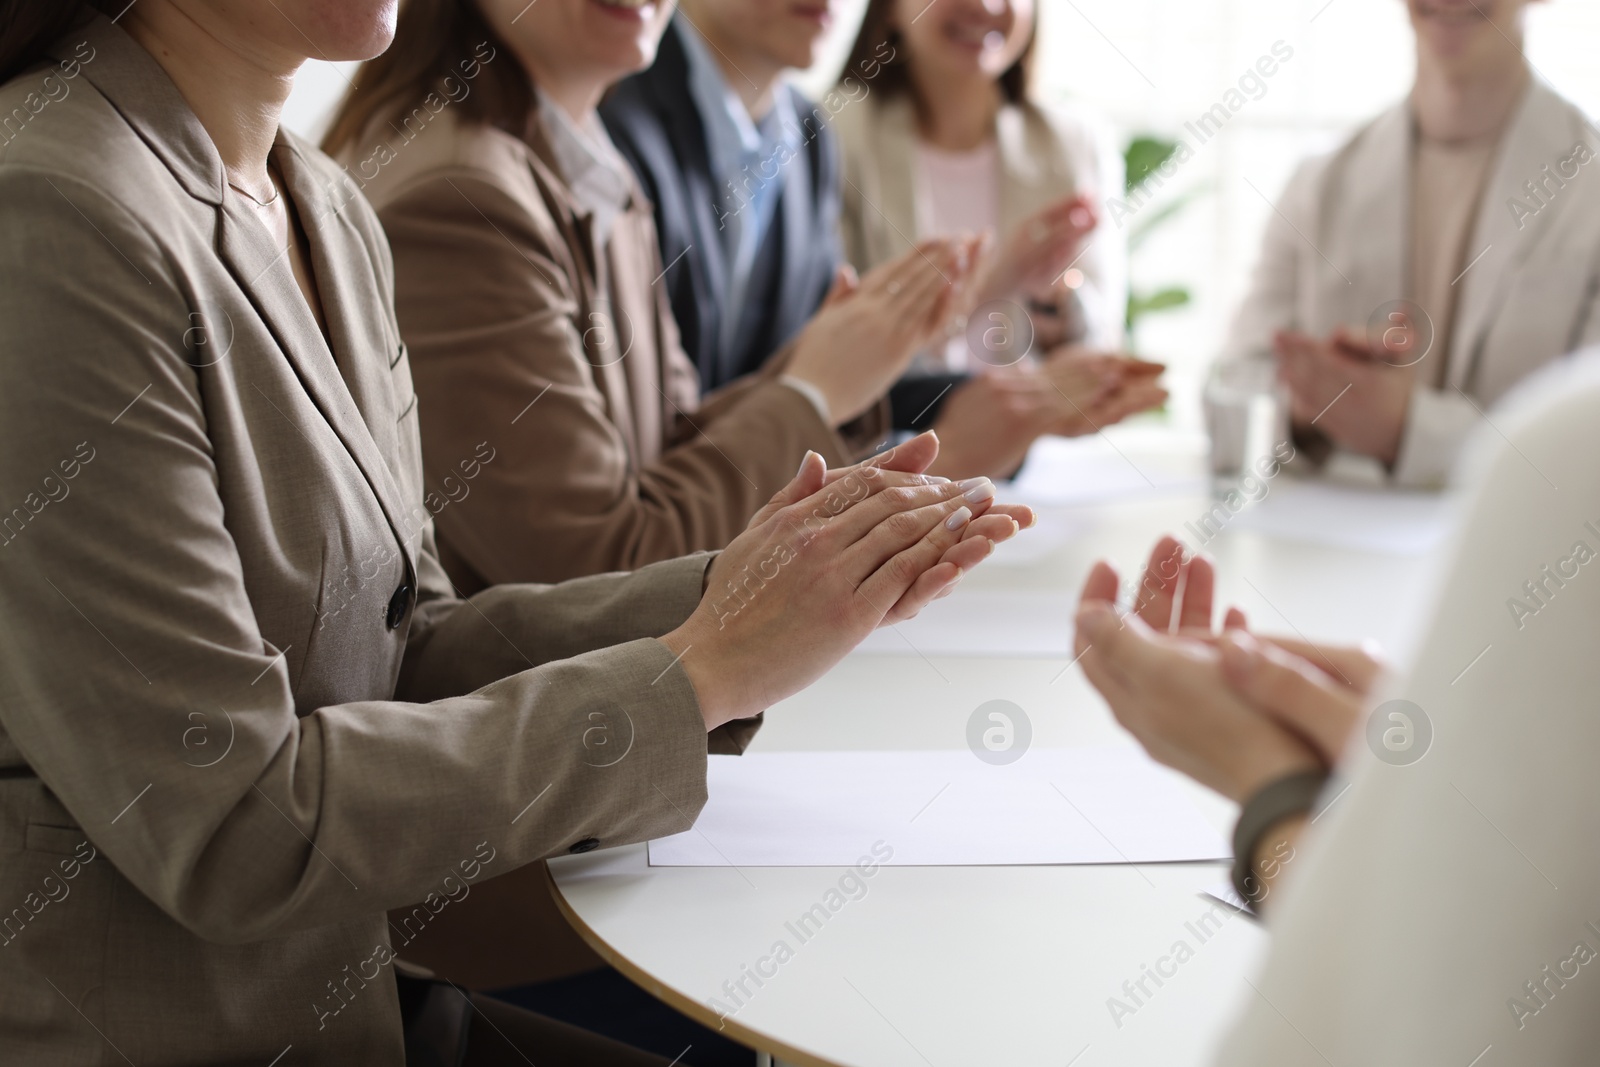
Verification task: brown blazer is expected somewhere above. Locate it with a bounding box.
[0,17,750,1066]
[347,107,884,590]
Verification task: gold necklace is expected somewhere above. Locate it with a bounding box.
[227,173,281,208]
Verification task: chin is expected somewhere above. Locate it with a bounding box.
[299,0,400,62]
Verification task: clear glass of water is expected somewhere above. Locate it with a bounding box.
[1203,355,1288,498]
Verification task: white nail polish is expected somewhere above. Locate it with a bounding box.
[944,505,972,531]
[960,478,994,503]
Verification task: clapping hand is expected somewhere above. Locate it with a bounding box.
[786,238,984,425]
[1072,536,1384,801]
[1274,317,1421,467]
[670,432,1034,730]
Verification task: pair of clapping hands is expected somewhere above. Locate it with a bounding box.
[1074,535,1386,806]
[1273,314,1424,467]
[660,432,1035,731]
[928,194,1168,478]
[783,194,1166,478]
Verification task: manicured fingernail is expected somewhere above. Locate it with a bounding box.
[796,451,816,477]
[944,505,972,530]
[959,477,994,503]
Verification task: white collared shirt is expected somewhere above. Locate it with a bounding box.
[537,90,633,243]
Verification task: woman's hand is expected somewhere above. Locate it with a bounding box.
[1041,347,1168,436]
[1074,602,1323,803]
[668,434,1030,730]
[977,194,1099,306]
[786,238,981,425]
[925,374,1069,480]
[1274,325,1417,467]
[923,351,1165,481]
[1074,538,1386,796]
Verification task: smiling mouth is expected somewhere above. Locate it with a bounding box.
[593,0,653,9]
[944,20,1005,52]
[1413,0,1490,24]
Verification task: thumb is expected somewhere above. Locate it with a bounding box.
[822,264,860,307]
[749,450,827,528]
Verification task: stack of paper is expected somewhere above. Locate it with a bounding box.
[648,748,1229,867]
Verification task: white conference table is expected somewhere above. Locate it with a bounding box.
[548,431,1446,1067]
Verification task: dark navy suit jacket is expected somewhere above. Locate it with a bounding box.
[602,28,960,425]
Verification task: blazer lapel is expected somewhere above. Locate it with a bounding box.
[997,103,1055,239]
[523,122,642,460]
[214,161,414,573]
[652,33,733,360]
[1450,80,1568,391]
[1323,103,1408,334]
[874,95,922,256]
[770,89,815,349]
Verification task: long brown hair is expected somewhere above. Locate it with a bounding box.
[322,0,529,157]
[0,0,115,84]
[840,0,1035,105]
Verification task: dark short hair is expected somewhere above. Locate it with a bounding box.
[839,0,1035,104]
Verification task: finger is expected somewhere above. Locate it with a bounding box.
[1223,606,1249,630]
[802,476,993,566]
[1074,600,1153,691]
[1078,559,1121,610]
[821,264,860,308]
[853,493,983,614]
[1178,553,1215,630]
[1132,536,1186,631]
[827,431,941,484]
[883,561,964,625]
[891,249,957,321]
[936,530,997,574]
[1219,632,1360,763]
[747,450,827,528]
[984,502,1035,529]
[1245,635,1387,692]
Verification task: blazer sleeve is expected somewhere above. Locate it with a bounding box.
[380,169,851,586]
[1220,158,1318,363]
[0,168,726,946]
[1389,387,1483,487]
[1214,356,1600,1065]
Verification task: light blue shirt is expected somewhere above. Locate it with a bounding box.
[674,16,801,357]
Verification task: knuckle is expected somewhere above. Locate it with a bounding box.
[883,509,926,542]
[884,551,921,588]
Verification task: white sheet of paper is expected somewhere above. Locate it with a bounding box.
[1224,481,1457,555]
[648,748,1229,867]
[851,589,1070,658]
[1004,433,1205,508]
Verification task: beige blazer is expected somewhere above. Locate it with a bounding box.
[345,108,883,591]
[0,17,751,1066]
[1217,351,1600,1064]
[1223,78,1600,487]
[834,92,1128,350]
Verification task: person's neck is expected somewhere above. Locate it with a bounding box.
[680,9,782,120]
[121,1,297,194]
[535,75,608,127]
[910,69,1000,152]
[1412,43,1529,142]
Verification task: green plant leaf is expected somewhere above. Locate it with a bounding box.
[1123,136,1179,194]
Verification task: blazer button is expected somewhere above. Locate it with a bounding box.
[385,583,412,630]
[567,837,600,855]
